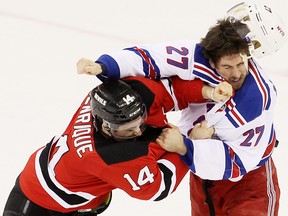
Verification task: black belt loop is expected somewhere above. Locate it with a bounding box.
[202,180,215,216]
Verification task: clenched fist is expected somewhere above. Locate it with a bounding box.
[212,81,233,102]
[77,58,102,75]
[156,124,187,155]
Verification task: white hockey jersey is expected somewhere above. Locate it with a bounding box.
[95,40,278,181]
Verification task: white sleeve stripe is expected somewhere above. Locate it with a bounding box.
[160,78,179,111]
[148,159,177,201]
[35,144,96,209]
[265,158,277,216]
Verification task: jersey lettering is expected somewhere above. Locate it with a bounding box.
[123,166,155,191]
[166,46,189,69]
[123,94,135,105]
[93,93,107,106]
[241,125,265,147]
[72,97,94,158]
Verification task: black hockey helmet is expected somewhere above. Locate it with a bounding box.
[90,80,147,127]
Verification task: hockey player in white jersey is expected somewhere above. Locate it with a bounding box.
[77,2,286,215]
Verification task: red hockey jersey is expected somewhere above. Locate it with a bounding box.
[19,77,205,212]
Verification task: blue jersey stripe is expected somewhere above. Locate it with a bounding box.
[222,143,247,179]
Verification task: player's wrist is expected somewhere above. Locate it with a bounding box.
[202,85,214,100]
[97,62,107,75]
[177,138,187,155]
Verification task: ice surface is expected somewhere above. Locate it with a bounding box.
[1,0,287,215]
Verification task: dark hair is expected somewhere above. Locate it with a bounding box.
[200,18,250,66]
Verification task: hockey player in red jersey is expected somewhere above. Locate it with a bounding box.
[3,76,232,216]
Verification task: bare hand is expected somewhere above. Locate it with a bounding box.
[212,81,233,102]
[156,124,187,155]
[77,58,102,75]
[189,120,214,140]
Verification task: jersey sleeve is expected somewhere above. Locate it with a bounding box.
[96,40,199,81]
[164,76,206,110]
[95,142,188,201]
[123,76,207,126]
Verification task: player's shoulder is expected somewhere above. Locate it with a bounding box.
[94,127,164,165]
[230,70,274,123]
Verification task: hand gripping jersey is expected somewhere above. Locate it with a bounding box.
[19,77,205,212]
[95,40,278,181]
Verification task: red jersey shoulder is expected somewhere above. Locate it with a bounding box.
[123,77,174,127]
[94,126,165,165]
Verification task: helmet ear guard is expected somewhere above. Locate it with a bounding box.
[226,1,287,58]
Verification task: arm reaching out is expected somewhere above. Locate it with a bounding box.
[77,57,233,103]
[202,81,233,102]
